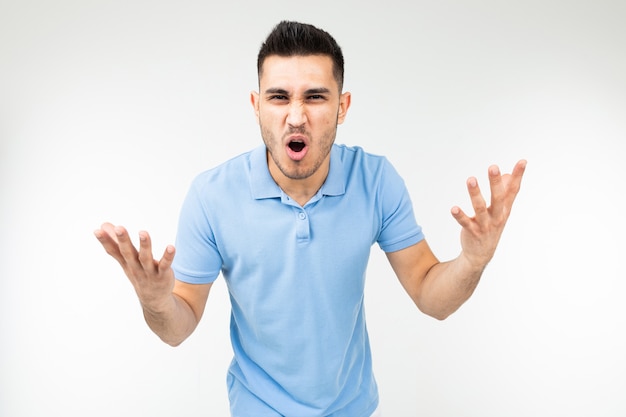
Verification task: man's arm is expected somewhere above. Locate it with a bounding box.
[95,223,212,346]
[387,160,526,320]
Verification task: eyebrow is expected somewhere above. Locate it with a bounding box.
[304,87,331,95]
[264,88,289,95]
[264,87,331,96]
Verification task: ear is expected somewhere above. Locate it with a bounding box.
[250,91,260,123]
[337,91,351,125]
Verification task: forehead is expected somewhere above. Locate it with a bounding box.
[259,55,337,91]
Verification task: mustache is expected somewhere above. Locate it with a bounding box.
[287,125,307,135]
[282,126,309,142]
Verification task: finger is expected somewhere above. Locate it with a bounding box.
[466,176,488,223]
[94,225,125,265]
[114,225,140,266]
[502,159,527,208]
[510,159,527,192]
[488,165,506,219]
[100,222,119,244]
[138,231,157,274]
[450,205,475,231]
[513,159,527,179]
[158,245,176,273]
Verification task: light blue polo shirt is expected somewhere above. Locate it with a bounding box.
[172,144,424,417]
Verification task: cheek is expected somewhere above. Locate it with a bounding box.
[311,108,335,125]
[259,108,286,126]
[320,111,339,130]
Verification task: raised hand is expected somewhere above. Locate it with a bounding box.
[450,160,527,270]
[94,222,176,313]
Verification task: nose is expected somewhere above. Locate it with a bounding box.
[286,101,307,127]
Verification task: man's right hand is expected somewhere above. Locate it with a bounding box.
[95,222,211,346]
[94,222,176,314]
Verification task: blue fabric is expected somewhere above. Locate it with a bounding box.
[172,144,424,416]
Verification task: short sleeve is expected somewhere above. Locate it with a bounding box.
[376,159,424,252]
[171,177,223,284]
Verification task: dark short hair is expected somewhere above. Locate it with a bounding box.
[257,21,345,91]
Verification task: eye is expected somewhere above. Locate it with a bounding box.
[268,95,288,101]
[307,95,326,101]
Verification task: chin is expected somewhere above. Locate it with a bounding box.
[278,161,317,180]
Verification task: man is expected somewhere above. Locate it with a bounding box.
[95,21,526,417]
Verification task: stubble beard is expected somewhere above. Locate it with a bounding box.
[261,124,337,180]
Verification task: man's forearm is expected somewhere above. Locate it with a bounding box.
[142,294,199,347]
[417,254,486,320]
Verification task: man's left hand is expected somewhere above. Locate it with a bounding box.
[451,160,527,270]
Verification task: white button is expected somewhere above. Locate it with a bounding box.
[299,212,306,220]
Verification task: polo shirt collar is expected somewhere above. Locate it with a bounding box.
[319,145,346,197]
[250,145,281,199]
[250,144,346,200]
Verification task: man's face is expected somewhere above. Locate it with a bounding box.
[251,55,351,182]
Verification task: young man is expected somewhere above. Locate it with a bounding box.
[95,21,526,417]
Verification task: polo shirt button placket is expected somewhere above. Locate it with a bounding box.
[296,209,310,242]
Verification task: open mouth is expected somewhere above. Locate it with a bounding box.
[288,141,306,152]
[286,138,308,161]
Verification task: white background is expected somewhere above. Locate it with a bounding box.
[1,1,625,416]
